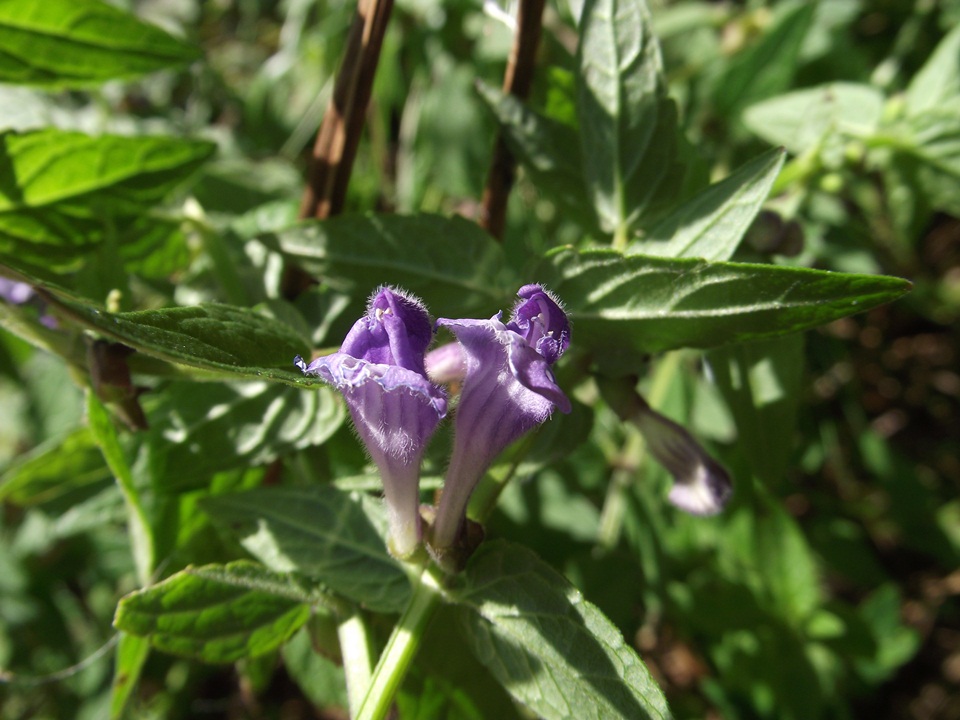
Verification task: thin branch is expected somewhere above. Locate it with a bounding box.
[284,0,395,298]
[480,0,547,240]
[299,0,395,220]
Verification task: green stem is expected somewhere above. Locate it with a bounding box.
[355,567,444,720]
[612,223,630,252]
[338,611,375,719]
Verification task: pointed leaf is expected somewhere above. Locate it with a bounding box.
[453,541,670,720]
[543,248,911,364]
[577,0,678,235]
[263,213,506,317]
[906,24,960,116]
[714,1,816,115]
[632,147,785,261]
[114,561,313,663]
[5,267,312,384]
[0,0,200,88]
[201,486,410,613]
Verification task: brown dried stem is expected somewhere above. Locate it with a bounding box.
[299,0,395,220]
[479,0,547,241]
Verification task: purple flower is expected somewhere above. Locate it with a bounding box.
[295,287,447,558]
[430,284,571,554]
[0,278,57,328]
[634,400,732,516]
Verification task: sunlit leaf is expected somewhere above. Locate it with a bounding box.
[577,0,679,235]
[632,147,785,261]
[543,247,910,368]
[0,0,199,88]
[453,541,670,720]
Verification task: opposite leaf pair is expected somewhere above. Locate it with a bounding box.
[295,284,571,566]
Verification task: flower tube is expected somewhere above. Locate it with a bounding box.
[296,287,447,558]
[431,284,571,556]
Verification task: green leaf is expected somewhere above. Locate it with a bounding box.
[142,382,344,489]
[577,0,678,236]
[707,333,804,486]
[894,106,960,215]
[0,130,215,212]
[543,248,911,365]
[905,24,960,117]
[110,633,150,720]
[631,147,786,261]
[281,627,349,711]
[0,130,214,267]
[263,213,507,316]
[19,274,312,385]
[453,541,671,720]
[114,561,313,664]
[0,0,200,88]
[201,486,410,613]
[743,83,884,156]
[0,426,109,504]
[87,391,154,584]
[476,82,597,230]
[713,1,816,116]
[753,494,822,624]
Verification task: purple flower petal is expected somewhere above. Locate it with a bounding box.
[296,287,446,557]
[431,285,571,554]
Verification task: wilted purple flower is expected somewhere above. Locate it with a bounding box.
[295,287,447,558]
[0,278,57,328]
[634,399,732,516]
[430,284,571,554]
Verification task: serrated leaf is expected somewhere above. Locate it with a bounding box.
[543,248,910,365]
[15,274,313,384]
[0,0,199,88]
[743,83,884,156]
[114,561,313,664]
[263,213,507,317]
[905,24,960,116]
[201,486,410,613]
[632,147,785,261]
[476,82,597,230]
[577,0,678,235]
[142,381,344,489]
[453,541,671,720]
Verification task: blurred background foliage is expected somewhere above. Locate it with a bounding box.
[0,0,958,718]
